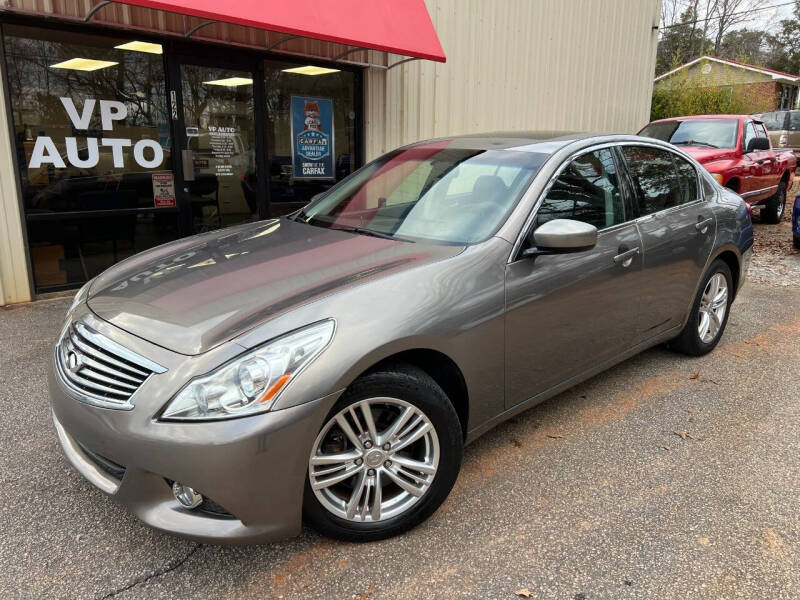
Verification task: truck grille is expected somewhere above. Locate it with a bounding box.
[55,321,166,410]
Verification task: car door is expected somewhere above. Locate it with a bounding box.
[741,121,771,201]
[755,121,781,188]
[788,111,800,154]
[618,144,716,342]
[504,147,643,409]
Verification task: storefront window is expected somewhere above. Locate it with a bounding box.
[2,25,178,291]
[179,64,258,233]
[263,59,357,216]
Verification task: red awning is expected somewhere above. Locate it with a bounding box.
[113,0,446,62]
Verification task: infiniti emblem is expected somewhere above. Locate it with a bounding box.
[66,350,82,373]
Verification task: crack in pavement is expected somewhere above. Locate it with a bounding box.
[94,543,201,599]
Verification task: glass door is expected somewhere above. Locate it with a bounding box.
[176,61,262,233]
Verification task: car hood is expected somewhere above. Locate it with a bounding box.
[87,219,463,355]
[678,147,737,164]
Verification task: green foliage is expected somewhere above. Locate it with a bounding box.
[651,78,745,121]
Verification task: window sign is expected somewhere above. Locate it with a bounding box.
[290,96,335,179]
[27,97,164,170]
[152,173,176,207]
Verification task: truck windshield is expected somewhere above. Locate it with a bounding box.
[639,119,738,149]
[294,143,548,244]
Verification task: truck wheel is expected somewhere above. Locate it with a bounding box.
[762,180,786,224]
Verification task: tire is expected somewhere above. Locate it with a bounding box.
[761,179,787,224]
[794,234,800,250]
[303,364,463,542]
[670,259,734,356]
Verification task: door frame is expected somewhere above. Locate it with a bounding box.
[167,50,270,235]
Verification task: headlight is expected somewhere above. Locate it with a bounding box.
[711,173,724,185]
[67,280,93,315]
[160,320,335,421]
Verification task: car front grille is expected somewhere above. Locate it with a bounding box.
[55,321,166,410]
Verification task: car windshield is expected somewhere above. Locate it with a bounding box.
[294,143,549,244]
[639,119,738,149]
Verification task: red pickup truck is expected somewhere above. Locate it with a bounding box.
[639,115,796,223]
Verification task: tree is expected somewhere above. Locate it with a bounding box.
[764,1,800,75]
[717,29,767,65]
[656,6,712,75]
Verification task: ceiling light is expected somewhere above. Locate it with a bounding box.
[202,77,254,87]
[281,66,341,76]
[114,41,163,54]
[50,58,118,72]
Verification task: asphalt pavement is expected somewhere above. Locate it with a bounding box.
[1,273,798,599]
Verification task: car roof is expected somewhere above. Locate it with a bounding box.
[404,131,634,154]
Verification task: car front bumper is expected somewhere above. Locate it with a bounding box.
[49,352,340,544]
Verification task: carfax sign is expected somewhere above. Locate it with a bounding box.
[290,96,334,179]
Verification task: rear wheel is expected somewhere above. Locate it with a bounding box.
[303,364,463,542]
[761,179,787,224]
[670,259,733,356]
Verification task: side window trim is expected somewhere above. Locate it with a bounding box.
[612,145,641,221]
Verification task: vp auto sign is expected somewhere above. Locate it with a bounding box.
[28,97,164,170]
[290,96,334,179]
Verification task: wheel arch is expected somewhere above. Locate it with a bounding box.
[710,247,742,299]
[352,348,470,439]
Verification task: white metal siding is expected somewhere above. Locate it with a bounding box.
[0,48,31,306]
[365,0,661,159]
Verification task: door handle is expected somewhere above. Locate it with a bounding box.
[181,149,195,182]
[613,246,640,267]
[695,217,713,233]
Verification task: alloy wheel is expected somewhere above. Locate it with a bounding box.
[697,272,728,344]
[777,187,786,220]
[309,397,439,523]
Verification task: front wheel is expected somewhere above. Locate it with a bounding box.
[761,179,787,224]
[303,364,463,542]
[670,259,733,356]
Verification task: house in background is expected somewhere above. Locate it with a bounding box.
[654,56,800,113]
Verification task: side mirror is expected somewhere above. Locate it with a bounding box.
[523,219,598,257]
[746,137,770,153]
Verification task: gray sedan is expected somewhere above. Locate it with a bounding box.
[50,133,754,543]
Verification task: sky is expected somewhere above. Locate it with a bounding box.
[737,1,795,33]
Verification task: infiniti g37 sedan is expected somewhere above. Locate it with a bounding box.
[50,133,753,543]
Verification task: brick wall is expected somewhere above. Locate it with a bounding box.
[732,81,780,113]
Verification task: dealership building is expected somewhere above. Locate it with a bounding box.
[0,0,660,305]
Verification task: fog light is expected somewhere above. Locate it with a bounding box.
[172,482,203,509]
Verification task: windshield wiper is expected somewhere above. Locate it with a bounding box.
[672,140,719,149]
[330,225,400,241]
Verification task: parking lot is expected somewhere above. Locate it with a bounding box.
[2,215,799,600]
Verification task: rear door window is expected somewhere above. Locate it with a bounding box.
[620,146,682,216]
[789,112,800,132]
[762,111,788,131]
[673,155,700,204]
